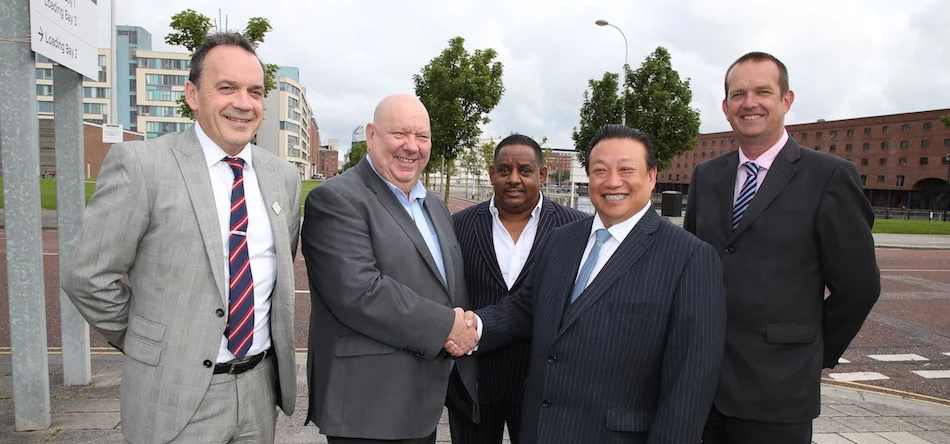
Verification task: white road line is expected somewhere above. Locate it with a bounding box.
[867,353,929,362]
[829,372,890,382]
[943,353,950,358]
[294,290,310,294]
[911,370,950,379]
[838,358,851,364]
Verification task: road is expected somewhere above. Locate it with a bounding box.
[1,194,948,405]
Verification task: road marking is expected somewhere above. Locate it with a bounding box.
[828,372,890,381]
[943,353,950,357]
[838,358,851,364]
[294,290,310,294]
[43,252,58,256]
[911,370,950,379]
[867,353,929,362]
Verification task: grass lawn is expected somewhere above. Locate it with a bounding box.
[872,218,950,235]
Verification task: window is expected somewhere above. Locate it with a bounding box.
[923,122,932,130]
[83,103,108,115]
[730,138,735,145]
[279,82,301,96]
[864,127,872,135]
[831,130,838,137]
[898,158,907,166]
[815,146,821,151]
[816,131,823,138]
[829,145,837,152]
[847,129,855,136]
[881,142,889,149]
[98,54,106,66]
[36,84,54,96]
[860,175,867,185]
[883,126,890,134]
[944,138,950,147]
[922,139,930,148]
[920,157,929,165]
[896,176,905,186]
[861,158,869,166]
[83,87,110,98]
[845,144,853,151]
[721,139,726,146]
[702,141,707,146]
[900,140,909,149]
[35,68,52,79]
[863,143,870,150]
[37,101,54,112]
[801,132,808,140]
[902,124,911,132]
[877,175,885,183]
[145,74,187,86]
[879,158,887,166]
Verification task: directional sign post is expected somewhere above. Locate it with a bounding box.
[29,0,98,79]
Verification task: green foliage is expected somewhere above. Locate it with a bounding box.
[941,115,950,128]
[550,169,571,184]
[165,10,279,120]
[413,36,505,201]
[571,72,622,170]
[345,141,367,170]
[623,47,701,171]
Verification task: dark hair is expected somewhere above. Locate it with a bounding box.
[494,134,543,165]
[724,51,789,97]
[585,124,657,173]
[188,32,263,87]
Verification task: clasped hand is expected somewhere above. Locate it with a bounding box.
[443,307,478,357]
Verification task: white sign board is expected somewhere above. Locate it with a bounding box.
[102,123,123,143]
[30,0,99,79]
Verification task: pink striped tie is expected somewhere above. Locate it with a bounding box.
[223,157,254,359]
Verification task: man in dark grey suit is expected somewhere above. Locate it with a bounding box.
[301,94,480,443]
[448,134,586,444]
[453,125,726,444]
[684,52,880,443]
[62,33,300,443]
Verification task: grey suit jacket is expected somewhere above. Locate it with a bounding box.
[61,128,301,444]
[683,136,880,423]
[477,211,726,444]
[302,158,479,439]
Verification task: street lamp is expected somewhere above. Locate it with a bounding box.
[595,19,629,126]
[944,153,950,221]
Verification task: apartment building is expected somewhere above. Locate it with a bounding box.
[256,67,314,178]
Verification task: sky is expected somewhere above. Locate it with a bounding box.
[95,0,950,153]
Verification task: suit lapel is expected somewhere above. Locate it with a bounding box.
[731,141,800,239]
[473,203,506,289]
[171,129,227,303]
[511,198,556,289]
[424,193,453,291]
[560,211,660,334]
[717,152,740,237]
[552,219,593,331]
[252,148,291,281]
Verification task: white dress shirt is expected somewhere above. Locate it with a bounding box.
[489,193,543,290]
[734,130,788,201]
[574,200,653,291]
[195,122,277,363]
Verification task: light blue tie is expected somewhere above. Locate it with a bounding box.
[570,229,612,303]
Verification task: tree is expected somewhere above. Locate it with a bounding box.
[165,9,280,119]
[550,169,571,185]
[413,36,505,203]
[571,72,622,169]
[344,141,366,170]
[941,115,950,128]
[623,47,701,171]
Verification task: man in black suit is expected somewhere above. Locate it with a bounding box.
[447,134,586,444]
[684,52,880,443]
[450,125,726,443]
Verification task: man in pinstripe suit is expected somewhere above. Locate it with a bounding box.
[447,135,586,444]
[455,125,726,443]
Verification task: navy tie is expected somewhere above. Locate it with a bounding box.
[570,229,612,303]
[732,162,759,231]
[223,157,255,359]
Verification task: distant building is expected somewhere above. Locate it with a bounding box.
[257,66,314,177]
[660,109,950,210]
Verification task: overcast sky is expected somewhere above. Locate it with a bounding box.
[96,0,950,152]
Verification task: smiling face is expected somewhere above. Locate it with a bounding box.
[722,59,794,157]
[587,138,656,228]
[365,94,432,195]
[489,143,547,219]
[184,45,265,156]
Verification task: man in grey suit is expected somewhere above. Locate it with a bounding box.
[301,94,480,443]
[453,125,726,444]
[684,52,880,443]
[62,33,301,443]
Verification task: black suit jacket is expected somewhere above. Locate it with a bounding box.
[683,136,880,423]
[452,197,586,405]
[478,211,726,444]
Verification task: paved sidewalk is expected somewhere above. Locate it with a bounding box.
[2,354,949,443]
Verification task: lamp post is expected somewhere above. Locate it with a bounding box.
[944,153,950,221]
[595,19,628,126]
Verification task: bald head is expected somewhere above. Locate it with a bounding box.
[366,94,433,195]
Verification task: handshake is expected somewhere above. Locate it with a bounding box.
[444,307,479,357]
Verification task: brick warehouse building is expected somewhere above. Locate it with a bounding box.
[659,109,950,210]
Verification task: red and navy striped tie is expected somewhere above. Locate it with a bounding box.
[223,157,254,359]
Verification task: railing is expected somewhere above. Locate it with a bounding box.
[873,208,950,221]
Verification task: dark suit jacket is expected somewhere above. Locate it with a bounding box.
[477,211,726,444]
[452,198,586,406]
[683,136,880,423]
[301,158,478,439]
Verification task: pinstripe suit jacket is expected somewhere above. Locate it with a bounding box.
[684,138,880,423]
[451,197,586,405]
[477,210,726,444]
[62,128,301,444]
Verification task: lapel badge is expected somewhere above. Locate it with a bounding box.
[272,202,282,215]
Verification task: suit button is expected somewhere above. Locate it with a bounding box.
[215,309,225,317]
[547,356,557,364]
[203,360,213,368]
[725,247,735,254]
[541,400,552,408]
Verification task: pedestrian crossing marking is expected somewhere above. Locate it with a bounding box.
[868,354,928,362]
[829,372,890,382]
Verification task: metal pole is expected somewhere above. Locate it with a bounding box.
[54,64,92,386]
[110,0,118,124]
[0,0,52,431]
[595,20,629,126]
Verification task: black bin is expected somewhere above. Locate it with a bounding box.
[660,191,682,217]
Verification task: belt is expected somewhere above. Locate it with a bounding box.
[213,349,272,375]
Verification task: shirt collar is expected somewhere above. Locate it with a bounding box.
[195,121,253,170]
[488,191,544,219]
[591,199,652,244]
[738,129,787,171]
[365,155,427,202]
